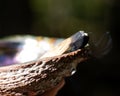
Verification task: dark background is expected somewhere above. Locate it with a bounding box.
[0,0,120,96]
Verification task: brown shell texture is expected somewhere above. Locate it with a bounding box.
[0,31,89,96]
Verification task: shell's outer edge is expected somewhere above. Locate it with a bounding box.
[0,48,89,96]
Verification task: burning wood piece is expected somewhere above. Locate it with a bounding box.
[0,31,89,96]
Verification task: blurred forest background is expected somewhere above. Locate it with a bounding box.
[0,0,118,38]
[0,0,120,96]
